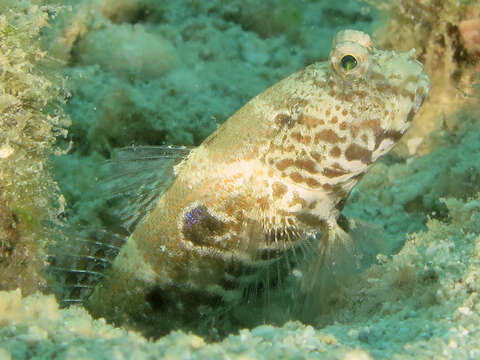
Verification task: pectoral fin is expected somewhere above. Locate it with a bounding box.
[300,216,387,317]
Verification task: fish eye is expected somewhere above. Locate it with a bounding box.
[330,40,369,80]
[340,55,357,71]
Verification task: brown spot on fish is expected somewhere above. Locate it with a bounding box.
[359,119,381,130]
[290,132,301,142]
[299,113,323,128]
[311,152,323,162]
[257,196,270,211]
[183,205,227,246]
[276,159,294,171]
[289,172,304,183]
[305,177,321,188]
[356,90,367,99]
[329,146,341,157]
[274,113,295,128]
[339,93,353,102]
[290,192,308,208]
[374,130,403,150]
[322,165,350,178]
[294,158,317,174]
[345,144,372,163]
[375,83,394,95]
[290,132,311,145]
[314,129,344,144]
[400,88,415,101]
[291,97,309,109]
[272,182,287,199]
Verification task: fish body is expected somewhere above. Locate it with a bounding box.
[55,30,429,337]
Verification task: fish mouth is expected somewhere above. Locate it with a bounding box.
[406,86,428,123]
[413,88,427,111]
[412,72,430,113]
[415,91,426,110]
[408,56,430,112]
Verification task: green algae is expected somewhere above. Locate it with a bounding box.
[0,1,69,295]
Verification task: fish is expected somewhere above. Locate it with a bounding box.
[49,29,430,338]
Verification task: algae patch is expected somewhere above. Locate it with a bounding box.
[0,1,69,295]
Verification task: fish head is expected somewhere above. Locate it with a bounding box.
[327,29,430,162]
[264,29,430,194]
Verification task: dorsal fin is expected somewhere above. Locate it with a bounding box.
[47,227,126,306]
[48,145,191,306]
[99,145,191,233]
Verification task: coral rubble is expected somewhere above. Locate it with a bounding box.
[0,1,69,295]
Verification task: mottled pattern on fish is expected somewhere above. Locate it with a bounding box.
[50,30,429,337]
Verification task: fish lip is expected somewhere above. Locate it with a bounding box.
[409,56,430,110]
[416,92,426,109]
[407,88,427,122]
[413,76,429,111]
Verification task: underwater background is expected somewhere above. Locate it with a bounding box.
[0,0,479,358]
